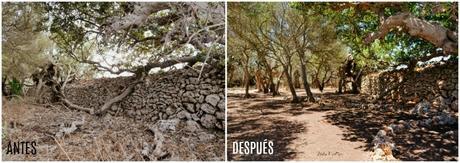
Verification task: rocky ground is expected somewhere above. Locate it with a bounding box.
[227,87,458,161]
[2,98,224,161]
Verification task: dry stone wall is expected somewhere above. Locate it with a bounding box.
[362,61,457,110]
[362,61,458,160]
[64,66,225,130]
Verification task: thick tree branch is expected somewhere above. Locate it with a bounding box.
[365,12,458,54]
[95,80,144,116]
[105,3,170,32]
[50,81,94,114]
[81,59,134,75]
[133,55,204,74]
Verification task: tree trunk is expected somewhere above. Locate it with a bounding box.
[299,60,315,102]
[351,69,363,94]
[261,57,278,96]
[275,71,284,94]
[338,77,344,94]
[243,65,251,98]
[255,70,264,92]
[283,65,299,103]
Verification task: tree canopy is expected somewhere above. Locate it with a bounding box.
[228,2,457,102]
[2,2,225,96]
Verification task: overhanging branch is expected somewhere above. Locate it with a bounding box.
[365,12,458,54]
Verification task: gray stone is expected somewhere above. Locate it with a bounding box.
[201,84,212,89]
[452,90,458,99]
[435,112,456,125]
[161,113,169,119]
[151,116,159,122]
[182,91,195,102]
[165,106,176,115]
[186,85,195,91]
[215,121,223,130]
[184,103,195,113]
[217,100,225,111]
[410,100,430,116]
[185,120,202,132]
[177,110,191,120]
[140,108,151,114]
[198,132,216,141]
[451,100,458,111]
[198,95,205,103]
[200,114,217,129]
[196,104,201,111]
[201,104,216,114]
[216,111,225,120]
[191,114,200,121]
[157,119,180,132]
[206,94,220,106]
[200,90,210,95]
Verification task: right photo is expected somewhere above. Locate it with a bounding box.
[227,2,458,161]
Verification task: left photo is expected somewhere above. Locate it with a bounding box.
[2,2,225,161]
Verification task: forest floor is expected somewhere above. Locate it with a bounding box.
[2,97,224,161]
[227,87,458,161]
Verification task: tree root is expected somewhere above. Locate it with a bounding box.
[95,80,143,116]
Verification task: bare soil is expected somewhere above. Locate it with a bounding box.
[2,97,224,161]
[227,87,458,161]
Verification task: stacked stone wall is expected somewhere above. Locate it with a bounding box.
[64,66,225,130]
[362,61,457,111]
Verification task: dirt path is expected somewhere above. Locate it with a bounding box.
[287,111,371,160]
[227,88,371,161]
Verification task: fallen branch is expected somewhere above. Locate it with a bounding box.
[53,136,72,161]
[51,83,94,114]
[95,80,144,116]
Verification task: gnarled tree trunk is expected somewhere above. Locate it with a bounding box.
[365,12,458,54]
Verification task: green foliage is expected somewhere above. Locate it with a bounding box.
[292,2,457,70]
[2,124,7,140]
[9,78,23,96]
[45,2,224,77]
[2,3,53,81]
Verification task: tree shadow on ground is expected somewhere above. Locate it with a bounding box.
[227,90,308,161]
[318,93,458,161]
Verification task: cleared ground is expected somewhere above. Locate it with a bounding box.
[227,87,458,161]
